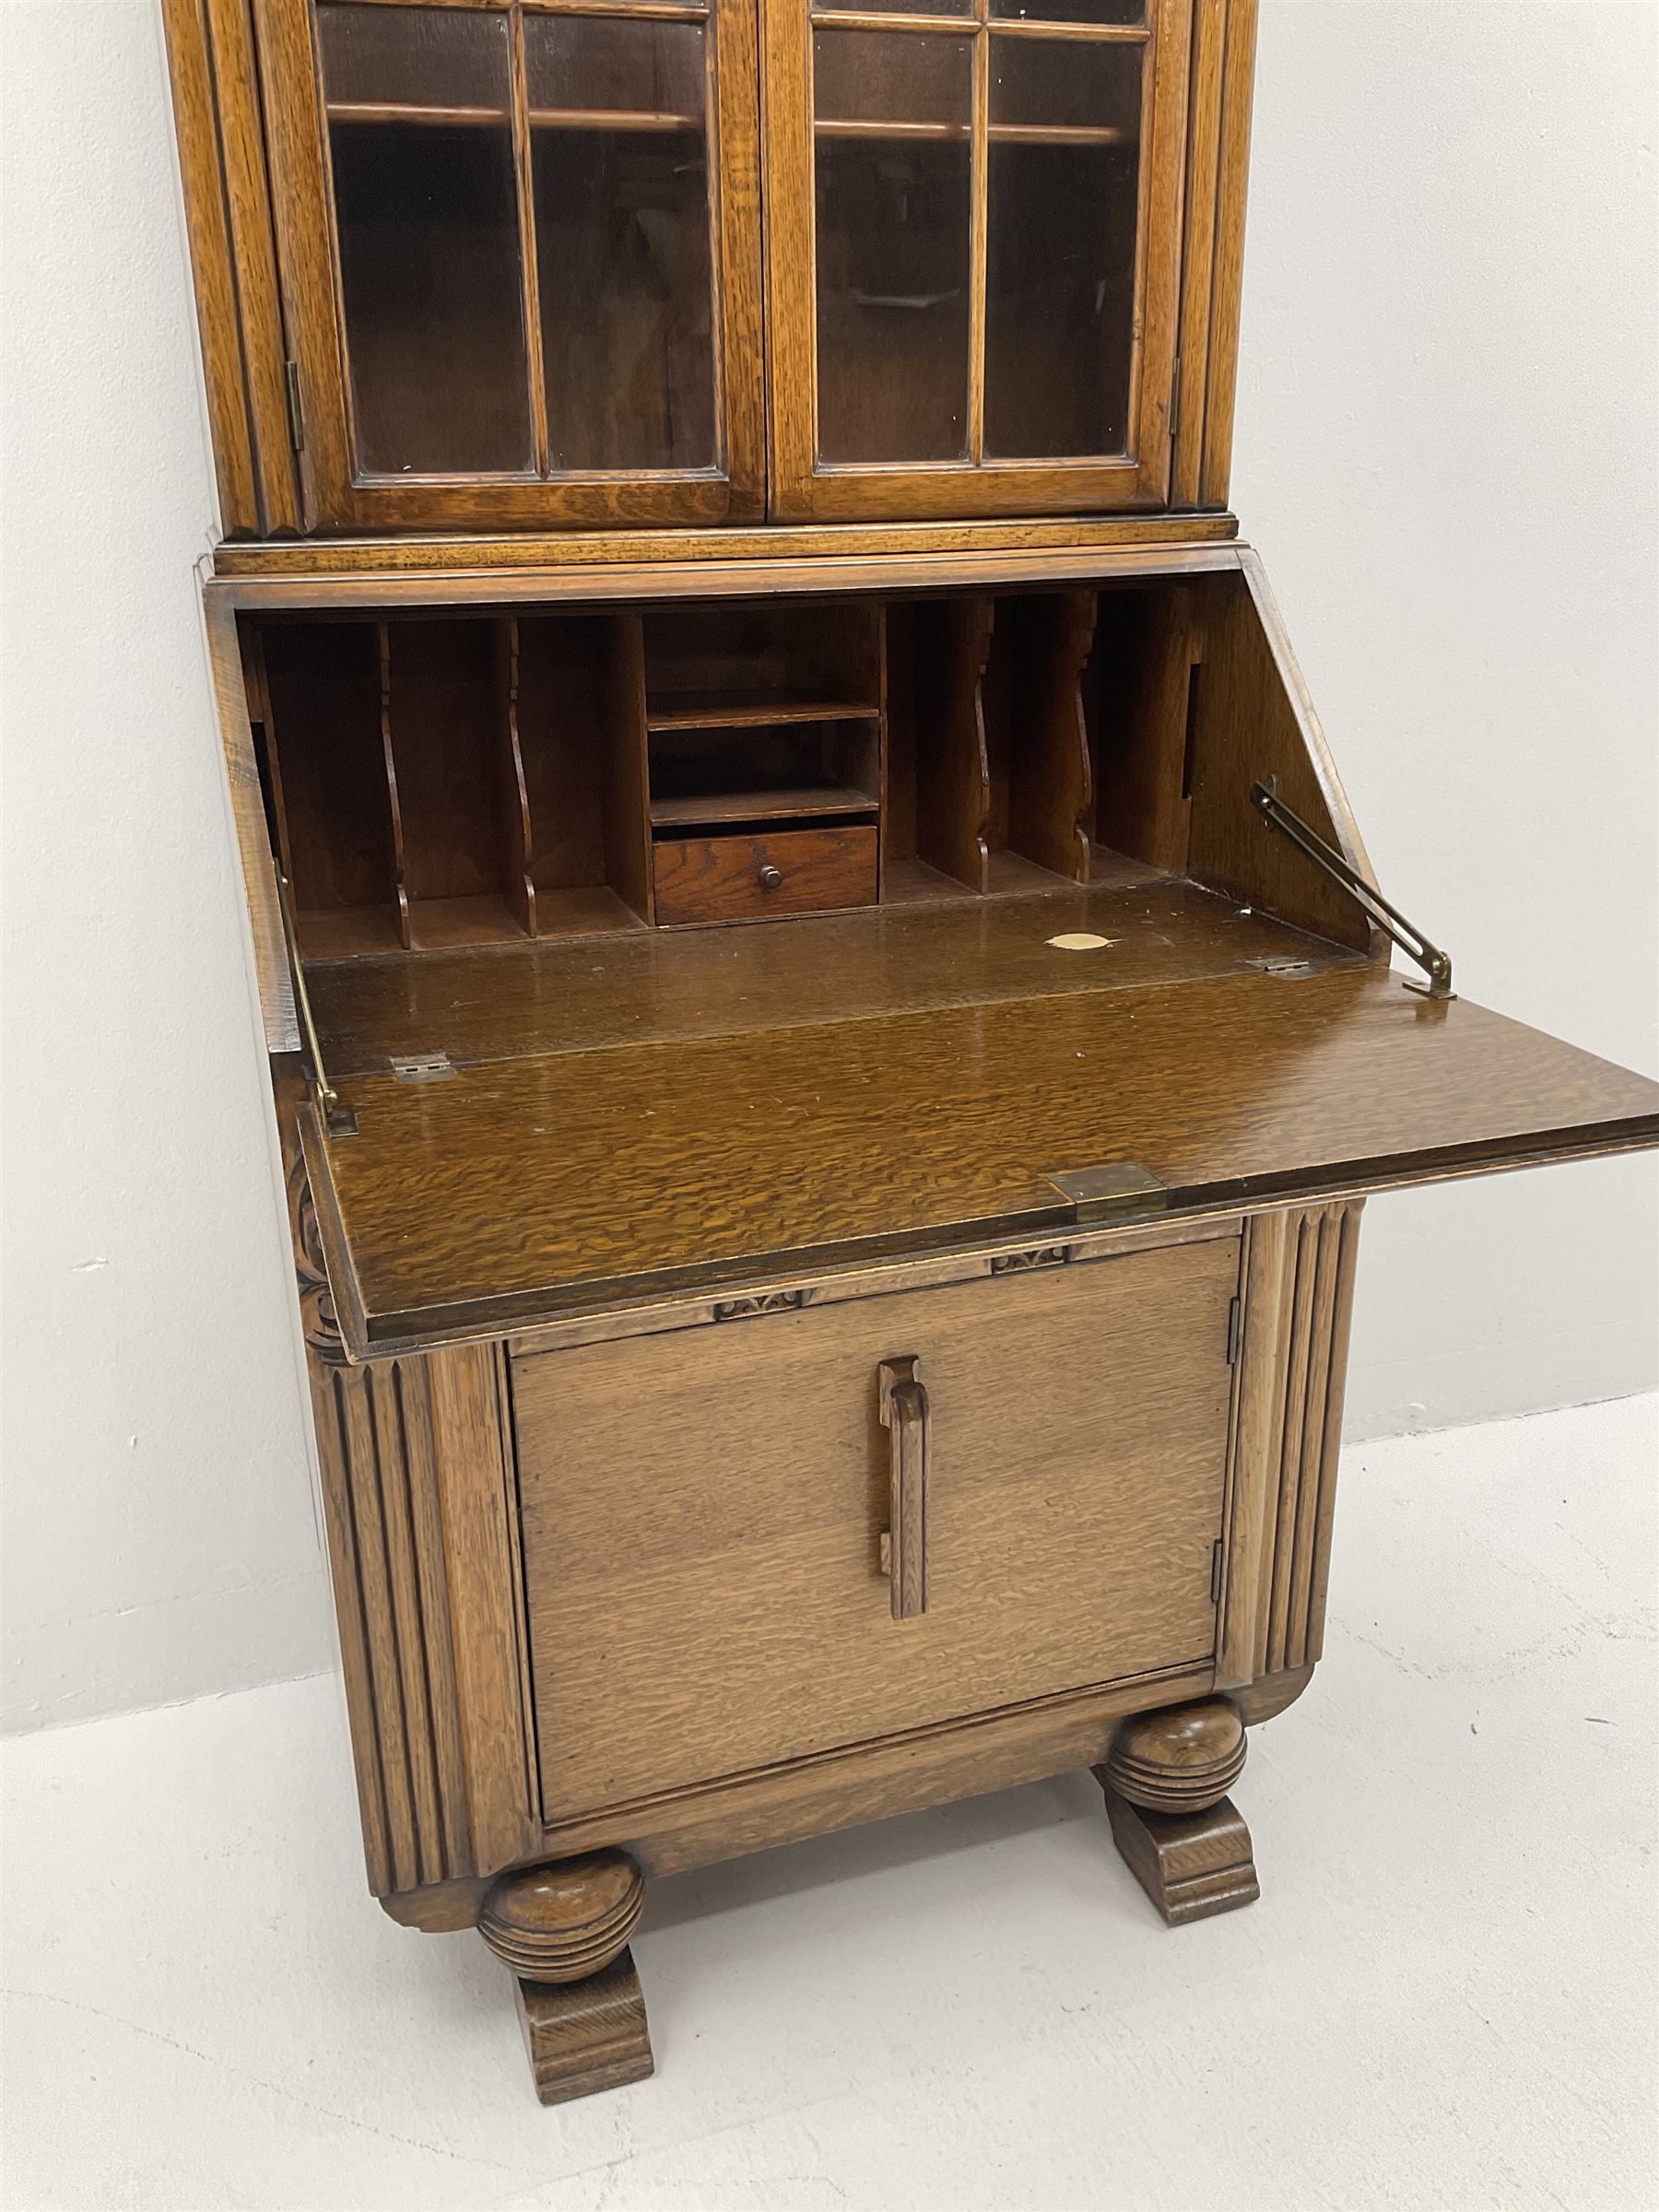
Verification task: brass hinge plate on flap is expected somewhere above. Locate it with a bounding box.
[1048,1162,1169,1221]
[1250,777,1455,1000]
[390,1052,454,1084]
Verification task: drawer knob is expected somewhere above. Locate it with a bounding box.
[877,1356,929,1620]
[757,864,783,890]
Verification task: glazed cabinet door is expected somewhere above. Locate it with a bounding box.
[761,0,1190,520]
[258,0,765,529]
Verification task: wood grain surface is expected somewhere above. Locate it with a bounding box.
[1217,1200,1361,1687]
[652,823,878,924]
[212,516,1242,582]
[513,1239,1237,1817]
[307,877,1346,1074]
[307,962,1659,1349]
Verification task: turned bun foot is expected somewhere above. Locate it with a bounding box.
[479,1852,653,2103]
[1094,1698,1259,1926]
[1102,1696,1247,1814]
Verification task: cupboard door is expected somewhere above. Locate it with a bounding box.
[763,0,1191,520]
[512,1235,1238,1818]
[259,0,764,530]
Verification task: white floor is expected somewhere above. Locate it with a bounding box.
[5,1396,1656,2212]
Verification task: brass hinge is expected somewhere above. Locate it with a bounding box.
[390,1052,453,1083]
[1048,1162,1168,1220]
[284,360,305,453]
[1226,1294,1242,1365]
[1244,953,1315,980]
[1170,353,1182,437]
[1250,777,1454,1000]
[1210,1539,1225,1604]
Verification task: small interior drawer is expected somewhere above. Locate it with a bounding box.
[653,824,878,925]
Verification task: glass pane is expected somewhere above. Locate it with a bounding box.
[524,14,705,121]
[990,0,1144,22]
[983,36,1140,458]
[983,140,1138,456]
[318,6,532,475]
[525,18,717,472]
[813,26,972,126]
[813,31,971,465]
[317,3,511,111]
[988,29,1142,131]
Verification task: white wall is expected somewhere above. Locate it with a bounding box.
[1,1,333,1731]
[1,0,1653,1730]
[1234,0,1659,1433]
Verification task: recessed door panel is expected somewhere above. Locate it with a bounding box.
[512,1236,1239,1817]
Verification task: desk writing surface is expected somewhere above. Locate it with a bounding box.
[303,955,1659,1352]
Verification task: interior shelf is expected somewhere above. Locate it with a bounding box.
[650,785,878,830]
[528,109,700,134]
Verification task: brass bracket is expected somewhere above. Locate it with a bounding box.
[1048,1162,1168,1221]
[1250,778,1454,1000]
[276,870,357,1136]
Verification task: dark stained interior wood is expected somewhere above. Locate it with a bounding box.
[308,877,1337,1075]
[305,961,1659,1351]
[259,618,397,932]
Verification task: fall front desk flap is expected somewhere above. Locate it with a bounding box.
[300,955,1659,1356]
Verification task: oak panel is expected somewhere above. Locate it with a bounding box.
[306,878,1351,1074]
[513,1238,1237,1815]
[308,962,1659,1348]
[653,823,879,924]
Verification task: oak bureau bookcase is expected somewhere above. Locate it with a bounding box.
[163,0,1659,2102]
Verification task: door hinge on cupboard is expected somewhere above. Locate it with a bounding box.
[1169,355,1182,439]
[284,360,304,453]
[1226,1295,1242,1365]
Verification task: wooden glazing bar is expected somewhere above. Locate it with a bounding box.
[811,7,1149,36]
[525,0,709,15]
[982,14,1150,38]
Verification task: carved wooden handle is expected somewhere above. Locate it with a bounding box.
[878,1356,929,1620]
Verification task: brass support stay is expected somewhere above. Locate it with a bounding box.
[276,870,358,1135]
[1250,777,1454,1001]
